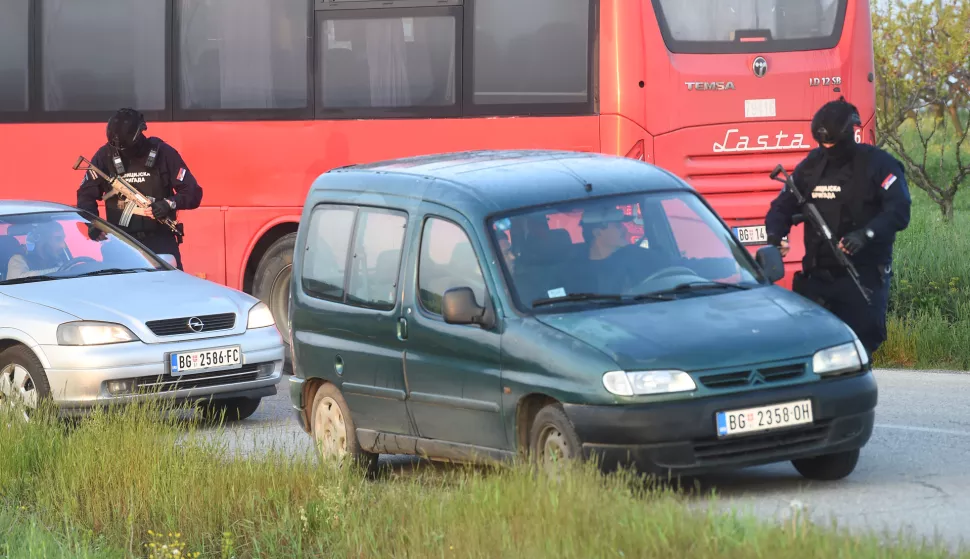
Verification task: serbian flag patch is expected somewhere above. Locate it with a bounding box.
[881,174,897,190]
[177,167,186,181]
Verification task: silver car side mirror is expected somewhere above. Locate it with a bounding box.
[158,254,178,268]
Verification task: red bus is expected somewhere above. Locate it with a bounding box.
[0,0,875,361]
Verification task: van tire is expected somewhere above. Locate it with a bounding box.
[792,448,860,481]
[311,382,379,476]
[528,404,582,472]
[253,232,296,374]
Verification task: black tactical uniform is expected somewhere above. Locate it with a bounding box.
[76,108,202,270]
[765,98,911,358]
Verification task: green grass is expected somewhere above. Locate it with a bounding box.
[0,400,965,559]
[873,120,970,369]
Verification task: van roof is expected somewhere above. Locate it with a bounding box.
[311,149,693,215]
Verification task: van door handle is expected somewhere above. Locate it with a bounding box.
[397,317,408,341]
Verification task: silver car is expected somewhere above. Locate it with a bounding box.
[0,200,285,420]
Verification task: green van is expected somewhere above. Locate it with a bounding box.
[287,150,877,481]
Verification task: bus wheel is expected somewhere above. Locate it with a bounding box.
[253,232,296,374]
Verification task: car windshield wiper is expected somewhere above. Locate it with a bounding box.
[532,292,624,308]
[71,267,155,278]
[0,274,61,285]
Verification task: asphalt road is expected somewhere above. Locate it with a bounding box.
[204,369,970,553]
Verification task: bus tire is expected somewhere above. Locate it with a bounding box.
[253,232,296,375]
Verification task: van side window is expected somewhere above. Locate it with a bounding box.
[345,208,408,310]
[418,217,486,316]
[301,205,356,302]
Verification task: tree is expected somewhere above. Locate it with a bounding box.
[872,0,970,222]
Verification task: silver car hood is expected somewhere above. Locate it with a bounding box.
[0,270,258,337]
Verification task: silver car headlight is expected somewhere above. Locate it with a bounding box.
[56,321,138,346]
[812,341,865,376]
[247,302,276,329]
[603,369,697,396]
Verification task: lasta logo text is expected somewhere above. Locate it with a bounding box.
[713,128,813,153]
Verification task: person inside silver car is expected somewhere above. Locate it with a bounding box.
[5,222,69,280]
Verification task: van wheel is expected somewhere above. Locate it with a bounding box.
[529,404,582,475]
[0,345,51,421]
[792,448,860,481]
[311,383,378,475]
[253,233,296,374]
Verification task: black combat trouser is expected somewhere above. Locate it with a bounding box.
[132,231,183,270]
[792,262,892,360]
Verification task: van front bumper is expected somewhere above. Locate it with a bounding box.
[561,370,877,476]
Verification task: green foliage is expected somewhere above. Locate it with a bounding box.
[876,184,970,369]
[872,0,970,221]
[0,401,964,558]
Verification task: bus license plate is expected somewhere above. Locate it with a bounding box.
[733,225,768,245]
[716,399,813,437]
[169,346,242,375]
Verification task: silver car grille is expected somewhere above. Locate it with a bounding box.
[145,312,236,336]
[133,362,273,393]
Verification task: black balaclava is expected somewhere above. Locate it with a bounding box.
[106,108,150,158]
[810,97,861,163]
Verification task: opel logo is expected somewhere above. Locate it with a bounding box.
[187,317,204,332]
[752,56,768,78]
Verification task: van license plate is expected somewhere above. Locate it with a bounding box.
[732,225,768,245]
[169,346,242,375]
[716,399,813,437]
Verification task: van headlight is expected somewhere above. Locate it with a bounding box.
[603,370,696,396]
[812,341,865,377]
[57,321,137,346]
[247,302,276,329]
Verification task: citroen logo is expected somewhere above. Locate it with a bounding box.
[187,317,204,332]
[753,56,768,78]
[749,371,766,385]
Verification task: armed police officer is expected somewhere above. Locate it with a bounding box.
[77,108,202,270]
[764,97,911,359]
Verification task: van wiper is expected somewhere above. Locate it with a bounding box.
[532,292,623,308]
[71,267,154,278]
[643,280,753,298]
[0,274,60,285]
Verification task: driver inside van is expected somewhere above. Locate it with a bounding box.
[5,222,69,280]
[575,206,642,293]
[576,205,674,294]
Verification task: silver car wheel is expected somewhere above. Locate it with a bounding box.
[313,396,348,460]
[0,363,37,420]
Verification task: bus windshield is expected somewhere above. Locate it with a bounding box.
[652,0,846,53]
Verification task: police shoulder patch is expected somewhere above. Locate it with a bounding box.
[881,173,897,190]
[177,167,186,181]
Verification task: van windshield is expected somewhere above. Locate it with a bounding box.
[489,191,764,312]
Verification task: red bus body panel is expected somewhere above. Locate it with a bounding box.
[0,0,874,294]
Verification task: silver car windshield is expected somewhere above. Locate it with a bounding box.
[0,211,166,284]
[489,191,765,311]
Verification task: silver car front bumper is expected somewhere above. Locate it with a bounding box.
[37,325,285,414]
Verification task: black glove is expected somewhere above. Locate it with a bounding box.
[151,199,174,220]
[840,229,869,254]
[87,224,105,241]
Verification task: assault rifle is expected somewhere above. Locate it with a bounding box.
[73,156,184,244]
[769,163,871,305]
